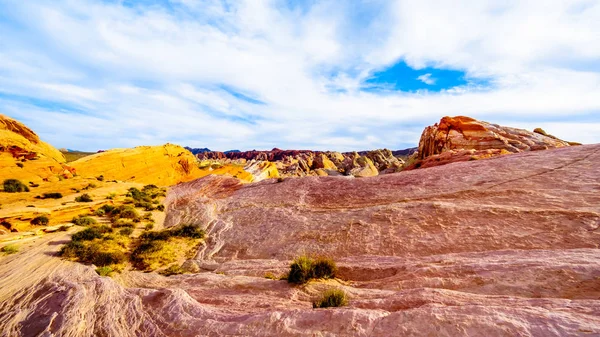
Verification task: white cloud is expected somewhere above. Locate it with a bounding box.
[417,73,436,85]
[0,0,598,152]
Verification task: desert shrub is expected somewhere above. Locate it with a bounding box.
[288,255,337,284]
[127,187,151,202]
[288,255,315,284]
[31,215,50,226]
[118,206,139,219]
[98,204,116,214]
[312,257,337,279]
[139,230,171,241]
[143,213,153,221]
[3,179,29,193]
[96,175,105,182]
[170,224,205,239]
[144,223,154,231]
[157,205,165,212]
[75,193,93,202]
[42,192,63,199]
[135,201,155,211]
[83,183,97,190]
[71,216,97,226]
[1,220,11,229]
[112,219,135,228]
[119,227,134,236]
[106,192,117,200]
[93,251,126,266]
[312,289,348,308]
[71,226,112,241]
[16,162,24,168]
[29,182,40,188]
[96,266,112,276]
[94,208,106,216]
[58,225,70,232]
[159,264,185,276]
[1,245,18,254]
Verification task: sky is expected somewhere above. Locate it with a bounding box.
[0,0,599,152]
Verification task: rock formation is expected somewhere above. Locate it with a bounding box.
[69,144,206,186]
[0,114,74,183]
[2,144,598,336]
[409,116,574,170]
[198,148,405,178]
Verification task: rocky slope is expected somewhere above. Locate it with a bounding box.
[198,148,405,177]
[0,114,74,183]
[1,143,597,336]
[409,116,575,170]
[69,144,207,186]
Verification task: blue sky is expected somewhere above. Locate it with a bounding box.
[0,0,599,151]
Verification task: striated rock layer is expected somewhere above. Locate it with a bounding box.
[1,144,599,336]
[410,116,574,170]
[69,144,206,186]
[0,114,74,183]
[198,148,405,177]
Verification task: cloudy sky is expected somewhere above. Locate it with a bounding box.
[1,0,599,151]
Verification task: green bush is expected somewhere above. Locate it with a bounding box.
[71,226,112,241]
[75,193,93,202]
[312,257,337,279]
[96,266,112,276]
[71,216,97,226]
[93,251,126,266]
[288,255,315,284]
[98,204,116,214]
[58,225,70,232]
[42,192,63,199]
[1,245,18,254]
[118,206,139,219]
[313,289,348,308]
[119,227,134,236]
[31,215,50,226]
[170,224,205,239]
[3,179,29,193]
[144,223,154,231]
[159,264,185,276]
[288,255,337,284]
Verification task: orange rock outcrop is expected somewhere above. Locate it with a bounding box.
[410,116,573,169]
[70,144,206,186]
[0,114,73,183]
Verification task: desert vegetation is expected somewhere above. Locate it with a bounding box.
[40,192,63,199]
[75,193,93,202]
[60,189,204,275]
[288,255,337,284]
[30,215,50,226]
[1,245,18,255]
[3,179,29,193]
[312,289,348,308]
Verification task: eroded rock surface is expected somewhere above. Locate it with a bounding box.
[198,148,405,178]
[1,144,599,336]
[409,116,574,170]
[0,114,74,182]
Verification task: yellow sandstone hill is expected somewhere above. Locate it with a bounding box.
[70,144,206,186]
[0,114,72,183]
